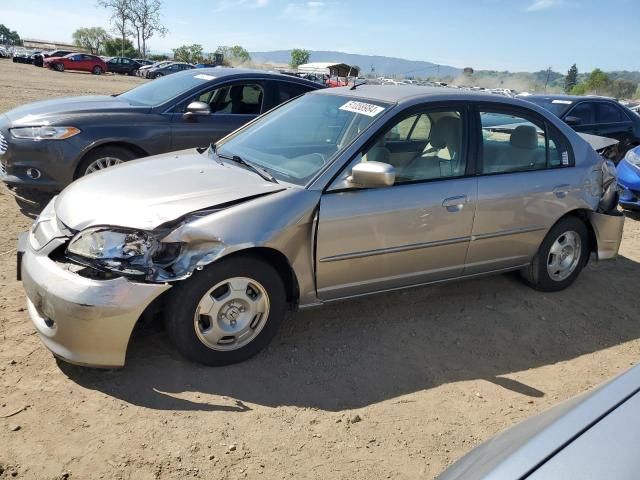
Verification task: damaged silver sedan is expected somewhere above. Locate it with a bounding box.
[18,86,624,367]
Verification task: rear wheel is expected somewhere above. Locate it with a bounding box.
[521,217,589,292]
[92,65,103,75]
[165,256,286,366]
[76,145,137,178]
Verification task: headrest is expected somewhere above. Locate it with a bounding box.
[430,116,461,149]
[510,125,538,150]
[230,85,244,101]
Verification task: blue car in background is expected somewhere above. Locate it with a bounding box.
[617,146,640,210]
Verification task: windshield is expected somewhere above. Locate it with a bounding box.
[217,93,391,186]
[523,97,573,117]
[119,71,216,106]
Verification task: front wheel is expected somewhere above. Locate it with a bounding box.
[521,217,589,292]
[165,257,287,366]
[54,63,64,72]
[76,145,137,178]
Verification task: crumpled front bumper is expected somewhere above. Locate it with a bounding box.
[19,226,171,368]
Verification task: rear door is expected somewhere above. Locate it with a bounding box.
[107,58,122,73]
[316,104,478,300]
[170,80,267,150]
[80,55,95,71]
[595,101,634,146]
[466,104,578,274]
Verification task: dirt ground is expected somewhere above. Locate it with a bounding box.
[1,61,639,480]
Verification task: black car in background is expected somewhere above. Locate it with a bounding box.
[32,50,75,67]
[523,94,640,161]
[0,68,322,191]
[106,57,142,75]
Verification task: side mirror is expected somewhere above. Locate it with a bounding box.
[348,161,395,188]
[565,115,581,126]
[183,101,211,120]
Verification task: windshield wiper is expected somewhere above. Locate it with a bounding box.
[217,153,279,184]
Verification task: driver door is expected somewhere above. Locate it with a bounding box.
[315,106,478,300]
[169,81,267,150]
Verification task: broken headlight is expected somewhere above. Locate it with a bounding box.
[66,227,180,278]
[625,148,640,168]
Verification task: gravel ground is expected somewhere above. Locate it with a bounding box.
[1,60,639,479]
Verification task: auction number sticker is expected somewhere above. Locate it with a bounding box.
[194,74,216,81]
[552,99,573,105]
[339,101,385,117]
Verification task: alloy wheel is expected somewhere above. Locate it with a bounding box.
[84,156,124,174]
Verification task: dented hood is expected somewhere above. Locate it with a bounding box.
[55,149,285,231]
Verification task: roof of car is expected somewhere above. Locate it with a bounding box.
[176,67,323,87]
[312,84,524,105]
[524,94,616,102]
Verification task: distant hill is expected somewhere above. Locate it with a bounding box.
[249,50,462,78]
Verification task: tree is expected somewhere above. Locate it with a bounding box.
[103,37,137,57]
[173,44,203,63]
[98,0,134,57]
[585,68,611,94]
[216,45,251,64]
[0,24,21,45]
[72,27,111,54]
[290,48,310,69]
[570,83,587,96]
[564,64,578,94]
[611,79,638,99]
[148,53,168,61]
[128,0,167,58]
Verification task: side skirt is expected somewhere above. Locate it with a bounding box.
[297,263,530,310]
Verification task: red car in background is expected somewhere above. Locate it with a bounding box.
[44,53,107,75]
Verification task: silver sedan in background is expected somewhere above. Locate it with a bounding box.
[18,86,624,367]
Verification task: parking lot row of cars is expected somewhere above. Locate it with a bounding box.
[3,45,203,77]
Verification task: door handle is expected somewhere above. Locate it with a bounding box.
[442,195,467,212]
[552,184,570,198]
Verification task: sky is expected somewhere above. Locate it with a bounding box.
[1,0,639,72]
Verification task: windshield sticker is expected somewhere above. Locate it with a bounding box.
[339,101,385,117]
[194,74,216,81]
[552,100,573,105]
[562,151,569,166]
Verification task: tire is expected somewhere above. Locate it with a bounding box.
[521,216,589,292]
[92,65,103,75]
[54,63,64,72]
[76,145,137,178]
[165,256,287,366]
[153,72,163,79]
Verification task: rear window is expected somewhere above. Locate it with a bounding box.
[597,102,628,123]
[119,71,217,106]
